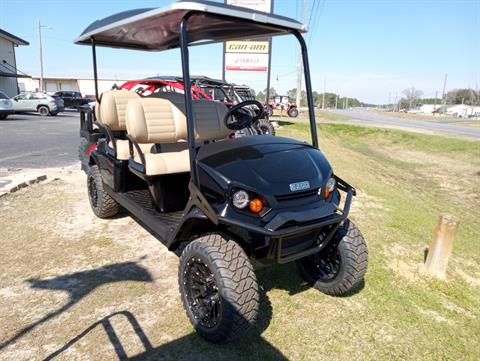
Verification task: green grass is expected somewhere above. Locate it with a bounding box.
[272,122,480,360]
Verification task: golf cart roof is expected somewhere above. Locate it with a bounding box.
[74,0,306,51]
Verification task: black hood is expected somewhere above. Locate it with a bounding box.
[197,136,332,197]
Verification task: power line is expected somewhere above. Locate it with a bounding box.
[308,0,326,46]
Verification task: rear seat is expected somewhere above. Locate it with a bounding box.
[95,89,154,160]
[125,97,231,176]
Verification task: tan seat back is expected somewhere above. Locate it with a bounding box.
[126,98,187,144]
[147,93,231,141]
[193,100,231,141]
[95,89,140,131]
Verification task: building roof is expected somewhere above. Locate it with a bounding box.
[0,28,29,46]
[74,0,306,51]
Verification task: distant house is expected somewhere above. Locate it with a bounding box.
[433,104,480,118]
[0,28,29,97]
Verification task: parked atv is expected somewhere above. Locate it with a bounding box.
[266,95,299,118]
[75,0,367,343]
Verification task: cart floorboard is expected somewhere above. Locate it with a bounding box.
[108,188,184,243]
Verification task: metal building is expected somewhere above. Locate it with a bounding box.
[0,28,29,97]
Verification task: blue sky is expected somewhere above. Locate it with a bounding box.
[0,0,478,103]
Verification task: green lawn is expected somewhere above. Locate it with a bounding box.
[271,123,480,360]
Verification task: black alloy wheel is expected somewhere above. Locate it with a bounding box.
[183,257,221,328]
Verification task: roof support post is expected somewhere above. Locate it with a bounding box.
[90,36,99,102]
[293,31,318,149]
[180,12,198,186]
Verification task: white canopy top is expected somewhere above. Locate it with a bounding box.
[74,0,307,51]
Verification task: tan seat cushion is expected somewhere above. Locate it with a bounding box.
[137,149,190,175]
[96,89,140,131]
[126,98,187,143]
[108,139,154,161]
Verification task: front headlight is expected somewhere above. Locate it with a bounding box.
[322,177,336,199]
[232,190,249,209]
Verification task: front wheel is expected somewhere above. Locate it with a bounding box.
[178,234,259,343]
[288,107,299,117]
[296,219,368,296]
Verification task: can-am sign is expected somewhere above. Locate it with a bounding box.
[227,0,272,13]
[226,41,269,54]
[224,0,272,72]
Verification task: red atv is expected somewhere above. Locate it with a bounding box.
[265,95,299,118]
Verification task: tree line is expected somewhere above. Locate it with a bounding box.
[254,87,373,108]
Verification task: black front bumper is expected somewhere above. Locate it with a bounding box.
[219,176,355,263]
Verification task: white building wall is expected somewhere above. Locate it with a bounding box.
[0,37,18,97]
[77,79,127,97]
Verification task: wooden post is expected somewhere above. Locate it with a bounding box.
[424,214,459,278]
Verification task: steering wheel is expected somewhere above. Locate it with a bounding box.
[223,100,264,130]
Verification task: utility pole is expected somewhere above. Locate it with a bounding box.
[335,89,338,109]
[434,90,438,111]
[441,73,448,105]
[321,76,326,109]
[388,92,391,110]
[38,21,44,92]
[38,21,51,93]
[295,0,307,107]
[345,97,349,109]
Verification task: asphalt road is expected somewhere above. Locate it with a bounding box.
[0,111,79,170]
[326,108,480,139]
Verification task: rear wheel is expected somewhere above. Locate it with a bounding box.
[178,234,259,343]
[296,219,368,296]
[256,118,275,135]
[38,106,49,116]
[288,107,299,117]
[87,165,119,218]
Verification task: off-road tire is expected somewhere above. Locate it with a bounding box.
[256,118,275,135]
[38,105,49,116]
[178,234,259,343]
[296,219,368,296]
[265,105,273,117]
[288,107,299,118]
[87,165,119,218]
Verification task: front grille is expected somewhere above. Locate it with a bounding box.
[275,188,319,202]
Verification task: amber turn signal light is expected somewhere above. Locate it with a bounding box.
[249,198,263,213]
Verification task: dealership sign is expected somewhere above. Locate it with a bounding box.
[224,0,272,72]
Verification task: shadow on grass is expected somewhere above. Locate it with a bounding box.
[43,309,288,361]
[275,120,295,127]
[4,257,361,359]
[40,265,292,360]
[0,261,152,351]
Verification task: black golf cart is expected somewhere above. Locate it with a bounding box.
[76,0,367,343]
